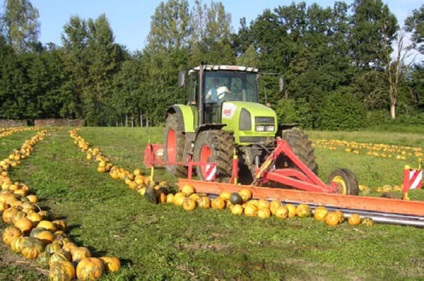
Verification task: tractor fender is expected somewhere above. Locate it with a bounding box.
[194,124,227,140]
[166,104,195,133]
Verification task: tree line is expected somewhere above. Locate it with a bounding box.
[0,0,423,129]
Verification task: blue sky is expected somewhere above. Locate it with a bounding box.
[29,0,422,52]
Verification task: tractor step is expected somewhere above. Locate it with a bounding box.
[178,179,424,218]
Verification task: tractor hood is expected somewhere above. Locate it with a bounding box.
[221,101,277,145]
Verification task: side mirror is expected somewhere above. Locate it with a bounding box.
[279,76,285,93]
[178,71,186,87]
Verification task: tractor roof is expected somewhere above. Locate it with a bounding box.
[189,65,259,74]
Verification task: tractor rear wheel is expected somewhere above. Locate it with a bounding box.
[278,127,317,174]
[164,113,187,177]
[193,130,234,182]
[328,168,359,195]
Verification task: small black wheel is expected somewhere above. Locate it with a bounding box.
[164,113,187,177]
[328,168,359,195]
[193,130,234,182]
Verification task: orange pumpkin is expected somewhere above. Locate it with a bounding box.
[76,257,104,280]
[334,210,345,223]
[211,197,226,210]
[62,242,78,253]
[324,211,340,227]
[348,214,361,226]
[49,260,75,281]
[52,220,67,232]
[14,217,33,234]
[3,207,19,224]
[99,256,121,273]
[2,225,22,245]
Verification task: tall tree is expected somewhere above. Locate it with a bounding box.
[1,0,40,53]
[405,4,424,58]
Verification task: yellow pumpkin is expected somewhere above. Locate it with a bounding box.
[181,184,195,197]
[21,237,45,259]
[296,204,312,218]
[165,193,174,203]
[76,257,104,281]
[71,247,91,262]
[348,214,361,226]
[99,256,121,273]
[361,217,374,227]
[269,200,282,215]
[198,196,211,209]
[48,260,75,281]
[313,206,328,221]
[11,236,27,253]
[34,230,55,244]
[26,194,38,203]
[274,205,289,219]
[230,204,244,216]
[52,220,67,232]
[324,211,340,227]
[285,204,297,218]
[2,207,19,224]
[257,207,271,219]
[211,197,226,210]
[219,191,232,201]
[182,198,197,211]
[49,249,72,268]
[62,242,78,253]
[334,210,345,223]
[37,220,57,232]
[239,189,252,201]
[244,204,258,217]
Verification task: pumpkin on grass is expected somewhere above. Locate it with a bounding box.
[182,198,197,211]
[348,214,361,226]
[230,204,244,216]
[49,249,72,267]
[14,217,33,234]
[324,211,340,227]
[296,204,312,218]
[48,260,75,281]
[11,236,27,253]
[211,197,226,210]
[76,257,104,280]
[71,246,91,262]
[99,256,121,273]
[21,237,45,259]
[257,207,271,219]
[37,250,51,269]
[313,206,328,221]
[274,205,289,219]
[197,196,211,209]
[2,225,22,245]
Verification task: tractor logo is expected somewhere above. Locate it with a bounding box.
[222,103,237,119]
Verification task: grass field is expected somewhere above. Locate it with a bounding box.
[1,127,423,280]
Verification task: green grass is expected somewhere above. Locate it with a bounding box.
[1,127,424,280]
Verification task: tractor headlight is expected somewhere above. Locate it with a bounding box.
[266,125,275,132]
[256,125,265,132]
[239,109,251,131]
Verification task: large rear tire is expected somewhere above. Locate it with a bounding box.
[193,130,234,182]
[278,127,317,174]
[164,114,187,177]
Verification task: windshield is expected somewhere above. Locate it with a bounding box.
[204,71,258,103]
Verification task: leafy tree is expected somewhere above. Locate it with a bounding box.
[405,4,424,57]
[1,0,40,53]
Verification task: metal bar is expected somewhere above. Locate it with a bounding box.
[178,179,424,217]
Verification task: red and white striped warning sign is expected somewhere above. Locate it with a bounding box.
[205,163,216,181]
[403,166,422,199]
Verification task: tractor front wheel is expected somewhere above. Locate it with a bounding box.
[328,168,359,195]
[193,130,234,182]
[278,127,317,174]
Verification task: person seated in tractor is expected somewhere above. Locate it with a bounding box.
[205,78,232,103]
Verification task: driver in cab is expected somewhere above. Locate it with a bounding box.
[205,78,231,103]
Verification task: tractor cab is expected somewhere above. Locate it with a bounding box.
[183,65,260,124]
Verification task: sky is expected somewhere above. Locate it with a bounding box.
[27,0,423,53]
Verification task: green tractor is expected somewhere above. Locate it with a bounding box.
[164,64,316,185]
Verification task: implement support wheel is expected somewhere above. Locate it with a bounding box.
[329,168,359,195]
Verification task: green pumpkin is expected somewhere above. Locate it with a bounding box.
[229,192,243,205]
[30,227,46,238]
[48,260,75,281]
[21,237,45,259]
[46,240,62,254]
[37,251,51,269]
[49,249,71,268]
